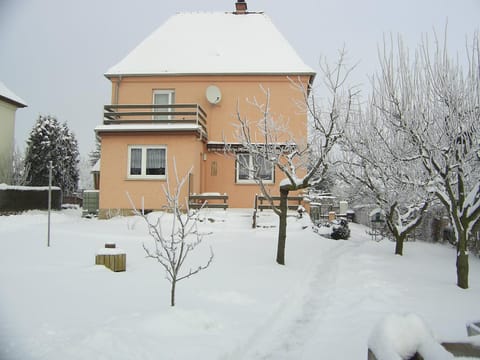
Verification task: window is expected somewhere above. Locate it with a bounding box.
[153,90,175,120]
[128,146,166,179]
[236,153,274,183]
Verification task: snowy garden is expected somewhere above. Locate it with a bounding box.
[1,6,479,359]
[0,208,479,359]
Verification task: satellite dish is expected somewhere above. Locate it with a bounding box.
[206,85,222,104]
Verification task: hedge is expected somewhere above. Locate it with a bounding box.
[0,185,62,212]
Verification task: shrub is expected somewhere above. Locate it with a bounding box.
[331,219,350,240]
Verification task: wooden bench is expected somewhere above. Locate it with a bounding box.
[255,195,303,211]
[368,342,480,359]
[188,194,229,210]
[441,341,480,358]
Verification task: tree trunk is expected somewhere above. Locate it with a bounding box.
[395,235,405,256]
[385,214,405,256]
[170,280,176,307]
[456,231,469,289]
[276,189,289,265]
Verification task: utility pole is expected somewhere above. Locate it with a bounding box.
[47,160,52,247]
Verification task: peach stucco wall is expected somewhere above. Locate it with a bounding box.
[110,75,311,143]
[201,151,277,208]
[99,74,312,212]
[99,132,203,212]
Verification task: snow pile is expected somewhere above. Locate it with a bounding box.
[368,313,454,360]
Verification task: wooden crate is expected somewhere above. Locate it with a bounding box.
[95,253,126,272]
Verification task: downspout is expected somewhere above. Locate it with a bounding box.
[114,75,123,105]
[113,75,123,122]
[307,73,316,96]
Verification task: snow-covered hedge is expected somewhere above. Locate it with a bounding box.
[0,184,62,213]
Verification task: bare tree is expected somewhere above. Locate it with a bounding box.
[128,165,213,306]
[232,50,357,265]
[371,31,480,289]
[88,136,101,167]
[341,98,430,255]
[11,146,29,186]
[0,153,13,184]
[0,146,29,185]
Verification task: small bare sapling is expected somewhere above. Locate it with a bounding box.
[128,166,213,306]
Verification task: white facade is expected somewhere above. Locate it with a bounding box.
[0,81,27,183]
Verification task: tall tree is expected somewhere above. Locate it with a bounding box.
[59,122,80,194]
[371,32,480,288]
[24,115,79,194]
[88,136,101,167]
[233,51,357,265]
[341,97,430,255]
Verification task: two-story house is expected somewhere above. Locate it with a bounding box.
[95,1,315,217]
[0,81,27,183]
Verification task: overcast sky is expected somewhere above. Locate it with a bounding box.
[0,0,478,156]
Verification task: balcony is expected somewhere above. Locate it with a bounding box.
[102,104,207,140]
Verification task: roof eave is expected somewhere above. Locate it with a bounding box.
[104,71,316,80]
[0,94,27,108]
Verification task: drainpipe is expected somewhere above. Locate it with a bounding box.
[114,75,123,105]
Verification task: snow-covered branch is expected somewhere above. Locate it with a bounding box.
[231,49,358,265]
[364,29,480,287]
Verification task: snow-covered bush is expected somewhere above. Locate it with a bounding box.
[331,219,350,240]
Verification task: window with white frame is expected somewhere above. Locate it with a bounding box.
[153,90,175,120]
[128,145,166,179]
[236,153,274,183]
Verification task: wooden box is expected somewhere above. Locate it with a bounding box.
[95,244,126,272]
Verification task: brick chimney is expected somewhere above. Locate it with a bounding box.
[234,0,248,14]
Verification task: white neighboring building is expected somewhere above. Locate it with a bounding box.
[0,81,27,183]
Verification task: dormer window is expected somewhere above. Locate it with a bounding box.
[153,90,175,120]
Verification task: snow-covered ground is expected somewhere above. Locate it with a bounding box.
[0,208,479,360]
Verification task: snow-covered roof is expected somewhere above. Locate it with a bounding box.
[105,12,315,77]
[0,81,27,108]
